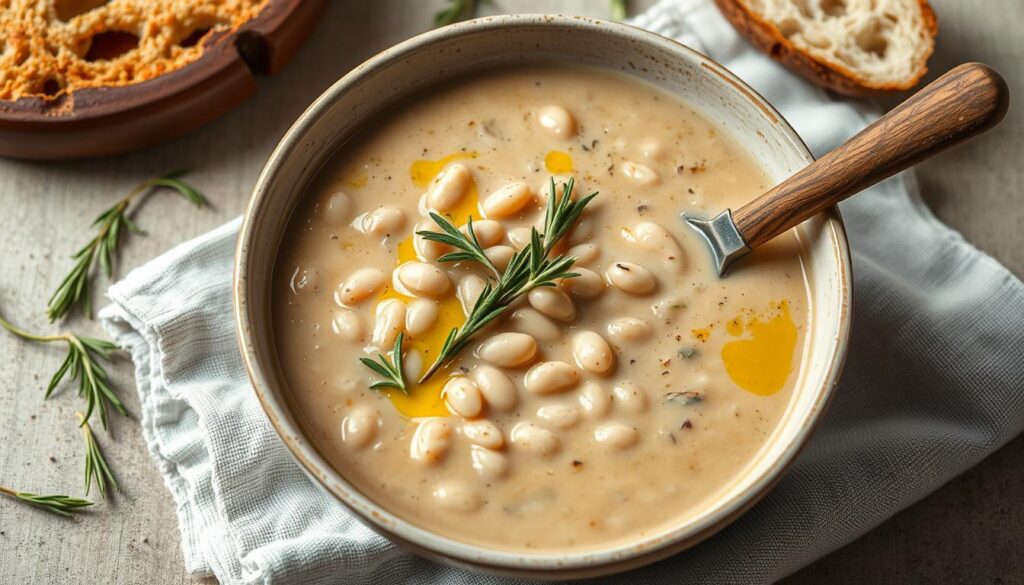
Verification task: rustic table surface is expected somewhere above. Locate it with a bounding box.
[1,1,1020,583]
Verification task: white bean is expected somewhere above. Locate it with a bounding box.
[536,404,579,429]
[477,333,537,368]
[331,310,364,342]
[482,182,534,218]
[335,268,386,306]
[396,261,452,298]
[433,480,482,512]
[372,298,405,348]
[510,422,559,456]
[470,445,509,479]
[524,361,579,395]
[322,191,353,225]
[621,160,659,185]
[607,262,657,295]
[572,331,615,375]
[443,377,483,418]
[536,177,572,205]
[578,382,612,418]
[507,226,532,250]
[361,206,407,237]
[561,267,604,299]
[612,381,648,413]
[405,299,438,337]
[457,274,486,316]
[537,105,577,138]
[594,422,639,448]
[508,307,561,342]
[471,365,518,412]
[410,418,452,465]
[402,349,422,384]
[527,287,575,322]
[462,419,504,449]
[568,216,594,245]
[606,317,653,344]
[623,222,686,274]
[340,406,378,449]
[484,245,515,271]
[413,220,449,262]
[461,219,505,248]
[566,243,600,266]
[425,163,472,212]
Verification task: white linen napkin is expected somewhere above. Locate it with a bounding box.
[99,0,1024,582]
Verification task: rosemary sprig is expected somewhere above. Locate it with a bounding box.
[0,485,93,517]
[611,0,628,20]
[47,171,206,321]
[433,0,478,27]
[360,332,408,393]
[417,179,596,382]
[77,412,118,498]
[0,306,126,429]
[418,215,500,276]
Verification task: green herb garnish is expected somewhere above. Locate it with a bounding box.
[416,178,595,382]
[0,305,126,429]
[360,332,408,393]
[47,171,206,321]
[0,486,93,518]
[77,412,118,498]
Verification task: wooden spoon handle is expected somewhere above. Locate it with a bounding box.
[731,62,1009,249]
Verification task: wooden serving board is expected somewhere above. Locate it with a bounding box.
[0,0,326,160]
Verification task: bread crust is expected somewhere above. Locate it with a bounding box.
[714,0,937,96]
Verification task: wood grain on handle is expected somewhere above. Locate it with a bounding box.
[732,62,1009,249]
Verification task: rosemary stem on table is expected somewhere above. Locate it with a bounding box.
[46,171,206,322]
[0,485,93,518]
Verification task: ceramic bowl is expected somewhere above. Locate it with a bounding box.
[234,14,851,579]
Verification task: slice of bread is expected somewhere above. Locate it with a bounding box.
[715,0,937,95]
[0,0,269,102]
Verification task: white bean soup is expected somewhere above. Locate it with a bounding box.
[274,65,809,551]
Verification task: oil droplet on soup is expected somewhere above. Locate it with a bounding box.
[544,150,573,174]
[721,300,798,396]
[410,152,479,188]
[379,153,484,418]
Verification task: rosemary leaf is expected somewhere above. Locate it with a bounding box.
[47,171,207,321]
[77,412,118,498]
[610,0,628,20]
[359,332,408,393]
[434,0,476,27]
[0,305,127,429]
[417,178,596,382]
[0,485,93,518]
[418,214,500,276]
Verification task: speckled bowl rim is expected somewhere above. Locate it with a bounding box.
[234,14,852,579]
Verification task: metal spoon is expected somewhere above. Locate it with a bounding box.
[685,62,1009,275]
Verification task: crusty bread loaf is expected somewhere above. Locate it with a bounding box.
[715,0,937,95]
[0,0,268,102]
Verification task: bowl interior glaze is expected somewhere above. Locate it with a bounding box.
[234,14,851,579]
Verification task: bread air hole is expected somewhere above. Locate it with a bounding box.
[54,0,110,22]
[855,19,890,57]
[84,30,139,62]
[41,78,62,97]
[179,28,212,48]
[777,17,802,38]
[819,0,847,17]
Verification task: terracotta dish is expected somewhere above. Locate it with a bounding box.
[0,0,325,160]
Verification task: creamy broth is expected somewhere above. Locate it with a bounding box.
[273,65,809,551]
